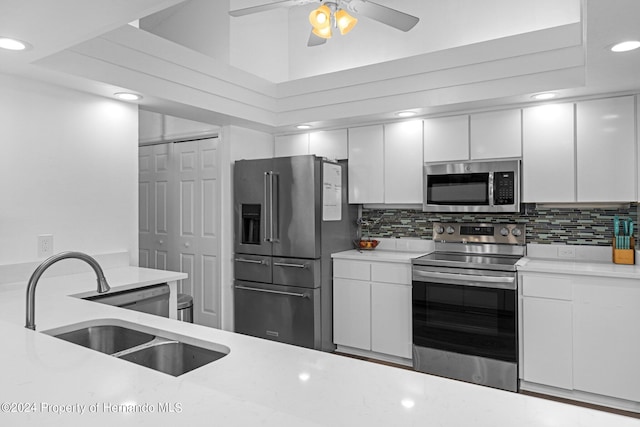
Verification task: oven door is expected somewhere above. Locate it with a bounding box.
[412,266,517,362]
[411,265,518,391]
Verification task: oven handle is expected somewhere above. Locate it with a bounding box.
[413,269,516,290]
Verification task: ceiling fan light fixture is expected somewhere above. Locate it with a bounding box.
[335,9,357,35]
[309,4,332,30]
[312,25,332,39]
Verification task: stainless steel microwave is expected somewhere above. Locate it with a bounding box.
[423,160,521,213]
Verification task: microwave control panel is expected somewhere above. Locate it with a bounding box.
[494,171,515,205]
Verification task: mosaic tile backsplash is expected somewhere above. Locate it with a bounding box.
[360,203,639,246]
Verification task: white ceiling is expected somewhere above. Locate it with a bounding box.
[1,0,640,134]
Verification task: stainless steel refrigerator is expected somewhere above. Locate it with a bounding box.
[233,155,357,351]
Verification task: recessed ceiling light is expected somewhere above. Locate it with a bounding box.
[396,111,417,118]
[114,92,143,101]
[0,37,29,51]
[531,93,556,101]
[611,41,640,52]
[296,124,312,130]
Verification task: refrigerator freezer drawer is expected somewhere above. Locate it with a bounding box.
[234,254,272,283]
[272,257,320,289]
[234,280,320,349]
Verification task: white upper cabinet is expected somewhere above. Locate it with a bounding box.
[576,96,636,202]
[309,129,348,160]
[384,121,424,204]
[522,103,575,202]
[423,115,469,163]
[470,109,522,159]
[348,125,384,204]
[276,130,348,160]
[274,134,309,157]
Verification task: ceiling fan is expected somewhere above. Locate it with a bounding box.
[228,0,420,47]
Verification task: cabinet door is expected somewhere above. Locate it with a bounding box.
[522,103,575,202]
[576,96,636,202]
[470,109,522,159]
[384,121,424,204]
[274,134,309,157]
[573,279,640,401]
[309,129,348,160]
[348,125,384,204]
[423,115,469,162]
[333,278,371,350]
[522,297,573,389]
[371,282,412,358]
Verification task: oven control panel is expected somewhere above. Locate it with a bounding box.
[432,222,525,245]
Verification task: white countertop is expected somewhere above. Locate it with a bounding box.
[1,266,639,426]
[332,249,429,263]
[517,257,640,280]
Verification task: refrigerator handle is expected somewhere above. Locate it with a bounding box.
[271,172,279,242]
[264,172,271,242]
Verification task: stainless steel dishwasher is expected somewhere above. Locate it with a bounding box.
[83,283,170,317]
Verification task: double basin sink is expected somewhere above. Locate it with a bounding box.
[44,320,229,376]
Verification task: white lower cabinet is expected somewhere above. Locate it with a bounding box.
[572,278,640,402]
[522,297,573,389]
[371,282,412,358]
[333,278,371,351]
[333,258,412,362]
[520,271,640,410]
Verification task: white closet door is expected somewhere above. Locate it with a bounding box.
[138,144,172,270]
[174,138,220,328]
[139,138,221,328]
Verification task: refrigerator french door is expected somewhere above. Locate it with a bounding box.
[233,155,356,351]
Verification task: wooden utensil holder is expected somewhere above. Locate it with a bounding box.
[612,237,635,265]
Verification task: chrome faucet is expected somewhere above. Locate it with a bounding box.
[25,251,111,330]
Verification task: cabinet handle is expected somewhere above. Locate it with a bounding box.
[273,262,307,269]
[235,285,307,298]
[235,258,265,265]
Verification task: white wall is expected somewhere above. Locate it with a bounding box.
[0,74,139,265]
[139,109,220,143]
[218,124,274,330]
[140,0,230,63]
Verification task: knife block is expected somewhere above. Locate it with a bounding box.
[612,237,635,265]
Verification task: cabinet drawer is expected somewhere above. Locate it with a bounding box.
[371,262,411,285]
[522,274,572,300]
[235,254,272,283]
[333,259,370,280]
[273,257,320,288]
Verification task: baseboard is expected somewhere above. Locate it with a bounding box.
[520,380,640,414]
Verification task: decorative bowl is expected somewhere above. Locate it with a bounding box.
[357,239,380,250]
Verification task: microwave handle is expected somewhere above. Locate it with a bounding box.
[488,172,494,207]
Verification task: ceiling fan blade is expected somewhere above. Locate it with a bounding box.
[351,0,419,32]
[307,30,327,47]
[229,0,315,17]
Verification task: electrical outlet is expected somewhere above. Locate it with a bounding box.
[37,234,53,258]
[558,246,575,258]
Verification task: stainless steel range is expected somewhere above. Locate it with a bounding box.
[411,222,525,392]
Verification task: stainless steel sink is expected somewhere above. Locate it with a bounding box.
[118,340,227,376]
[44,319,229,376]
[54,325,155,354]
